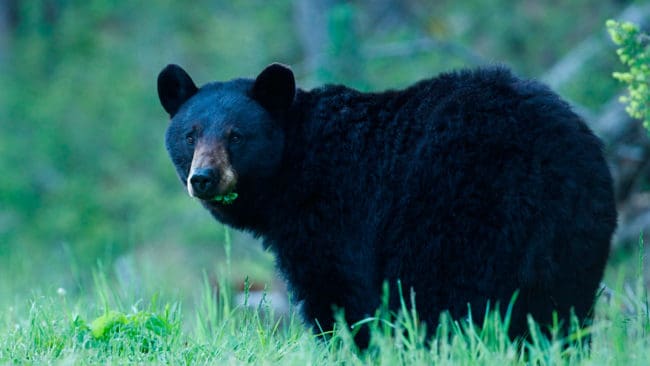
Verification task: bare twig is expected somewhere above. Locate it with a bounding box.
[361,37,487,65]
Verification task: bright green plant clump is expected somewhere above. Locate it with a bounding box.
[607,20,650,128]
[73,308,177,353]
[88,310,127,339]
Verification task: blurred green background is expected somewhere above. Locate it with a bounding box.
[0,0,645,306]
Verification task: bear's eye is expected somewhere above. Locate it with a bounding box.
[229,132,243,145]
[185,132,195,145]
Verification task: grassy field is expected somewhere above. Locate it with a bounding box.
[2,234,650,366]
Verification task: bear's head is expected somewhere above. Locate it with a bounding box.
[157,63,295,219]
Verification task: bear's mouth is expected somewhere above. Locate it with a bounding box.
[199,190,238,209]
[210,192,238,205]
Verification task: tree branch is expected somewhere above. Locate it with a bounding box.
[542,3,650,90]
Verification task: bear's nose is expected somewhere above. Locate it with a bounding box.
[189,168,220,199]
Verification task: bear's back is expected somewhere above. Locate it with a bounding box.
[297,67,610,223]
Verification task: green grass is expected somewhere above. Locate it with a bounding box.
[1,265,650,365]
[1,232,649,365]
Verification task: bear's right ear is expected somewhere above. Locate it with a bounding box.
[157,64,199,117]
[251,63,296,112]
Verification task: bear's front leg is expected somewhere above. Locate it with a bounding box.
[294,255,381,349]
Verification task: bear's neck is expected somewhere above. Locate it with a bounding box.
[244,85,399,247]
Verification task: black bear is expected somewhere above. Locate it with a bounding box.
[157,63,617,346]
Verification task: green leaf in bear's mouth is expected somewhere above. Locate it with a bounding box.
[212,192,238,204]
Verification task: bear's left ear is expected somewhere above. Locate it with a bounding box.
[251,63,295,112]
[158,64,199,117]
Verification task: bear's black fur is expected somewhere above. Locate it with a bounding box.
[158,63,617,346]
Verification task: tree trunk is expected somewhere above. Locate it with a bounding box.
[293,0,337,84]
[0,0,14,65]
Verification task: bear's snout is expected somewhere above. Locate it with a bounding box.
[188,168,220,200]
[186,142,238,200]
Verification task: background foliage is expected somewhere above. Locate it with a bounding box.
[608,19,650,128]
